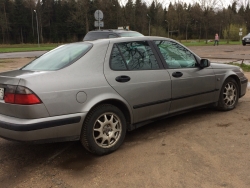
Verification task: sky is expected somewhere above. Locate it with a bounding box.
[120,0,241,9]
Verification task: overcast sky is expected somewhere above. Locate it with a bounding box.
[120,0,235,9]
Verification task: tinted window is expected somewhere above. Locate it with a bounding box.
[84,32,108,41]
[154,40,197,69]
[110,41,159,70]
[110,45,127,70]
[109,34,118,38]
[22,43,92,71]
[118,32,144,37]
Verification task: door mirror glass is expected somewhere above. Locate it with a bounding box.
[200,59,210,68]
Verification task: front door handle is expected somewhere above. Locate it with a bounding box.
[172,72,183,78]
[115,75,131,83]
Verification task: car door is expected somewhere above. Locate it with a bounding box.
[153,40,217,114]
[104,40,172,123]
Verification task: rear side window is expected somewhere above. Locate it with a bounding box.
[22,43,92,71]
[110,41,159,70]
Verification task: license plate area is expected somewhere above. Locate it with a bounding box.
[0,88,4,100]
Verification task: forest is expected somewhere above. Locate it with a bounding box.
[0,0,250,44]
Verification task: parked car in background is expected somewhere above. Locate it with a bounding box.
[83,29,144,41]
[0,36,248,155]
[242,33,250,46]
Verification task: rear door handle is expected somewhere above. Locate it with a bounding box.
[172,72,183,78]
[115,75,131,83]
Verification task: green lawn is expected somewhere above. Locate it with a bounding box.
[227,62,250,72]
[0,40,243,53]
[181,40,241,46]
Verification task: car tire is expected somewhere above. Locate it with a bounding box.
[242,42,246,46]
[216,78,239,111]
[80,104,127,155]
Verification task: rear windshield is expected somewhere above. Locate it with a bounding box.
[118,32,144,37]
[84,32,109,41]
[21,43,92,71]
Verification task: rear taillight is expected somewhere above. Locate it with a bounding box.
[4,85,42,105]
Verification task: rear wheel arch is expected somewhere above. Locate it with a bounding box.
[80,101,130,155]
[83,99,132,131]
[80,104,125,155]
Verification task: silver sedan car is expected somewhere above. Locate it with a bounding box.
[0,37,248,155]
[242,33,250,46]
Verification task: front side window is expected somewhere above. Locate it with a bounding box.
[22,43,92,71]
[154,40,197,69]
[110,41,159,70]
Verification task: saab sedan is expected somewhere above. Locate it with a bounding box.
[0,37,248,155]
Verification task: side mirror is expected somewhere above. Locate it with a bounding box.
[200,59,210,69]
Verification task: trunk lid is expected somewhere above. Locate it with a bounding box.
[0,70,50,119]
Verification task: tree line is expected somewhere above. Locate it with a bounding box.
[0,0,249,44]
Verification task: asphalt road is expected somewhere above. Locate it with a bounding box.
[0,45,250,188]
[188,45,250,62]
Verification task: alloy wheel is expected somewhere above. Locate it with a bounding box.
[93,112,122,148]
[223,82,237,107]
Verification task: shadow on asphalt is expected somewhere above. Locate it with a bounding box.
[0,107,218,172]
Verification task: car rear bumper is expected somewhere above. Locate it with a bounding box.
[0,113,86,142]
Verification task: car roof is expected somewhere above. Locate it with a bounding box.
[83,29,144,41]
[84,36,170,45]
[87,29,138,33]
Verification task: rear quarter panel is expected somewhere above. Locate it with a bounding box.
[18,41,130,117]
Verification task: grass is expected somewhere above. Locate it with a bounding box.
[227,62,250,72]
[0,43,61,53]
[181,40,241,46]
[0,40,243,52]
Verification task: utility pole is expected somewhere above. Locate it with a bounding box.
[165,20,169,38]
[3,3,9,43]
[147,14,151,36]
[34,10,40,47]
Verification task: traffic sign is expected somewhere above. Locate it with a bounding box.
[94,21,104,27]
[239,32,242,36]
[94,10,103,21]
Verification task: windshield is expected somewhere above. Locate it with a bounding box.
[22,43,92,71]
[118,32,144,37]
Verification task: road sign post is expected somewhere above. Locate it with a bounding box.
[94,10,104,30]
[239,28,243,41]
[94,21,104,28]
